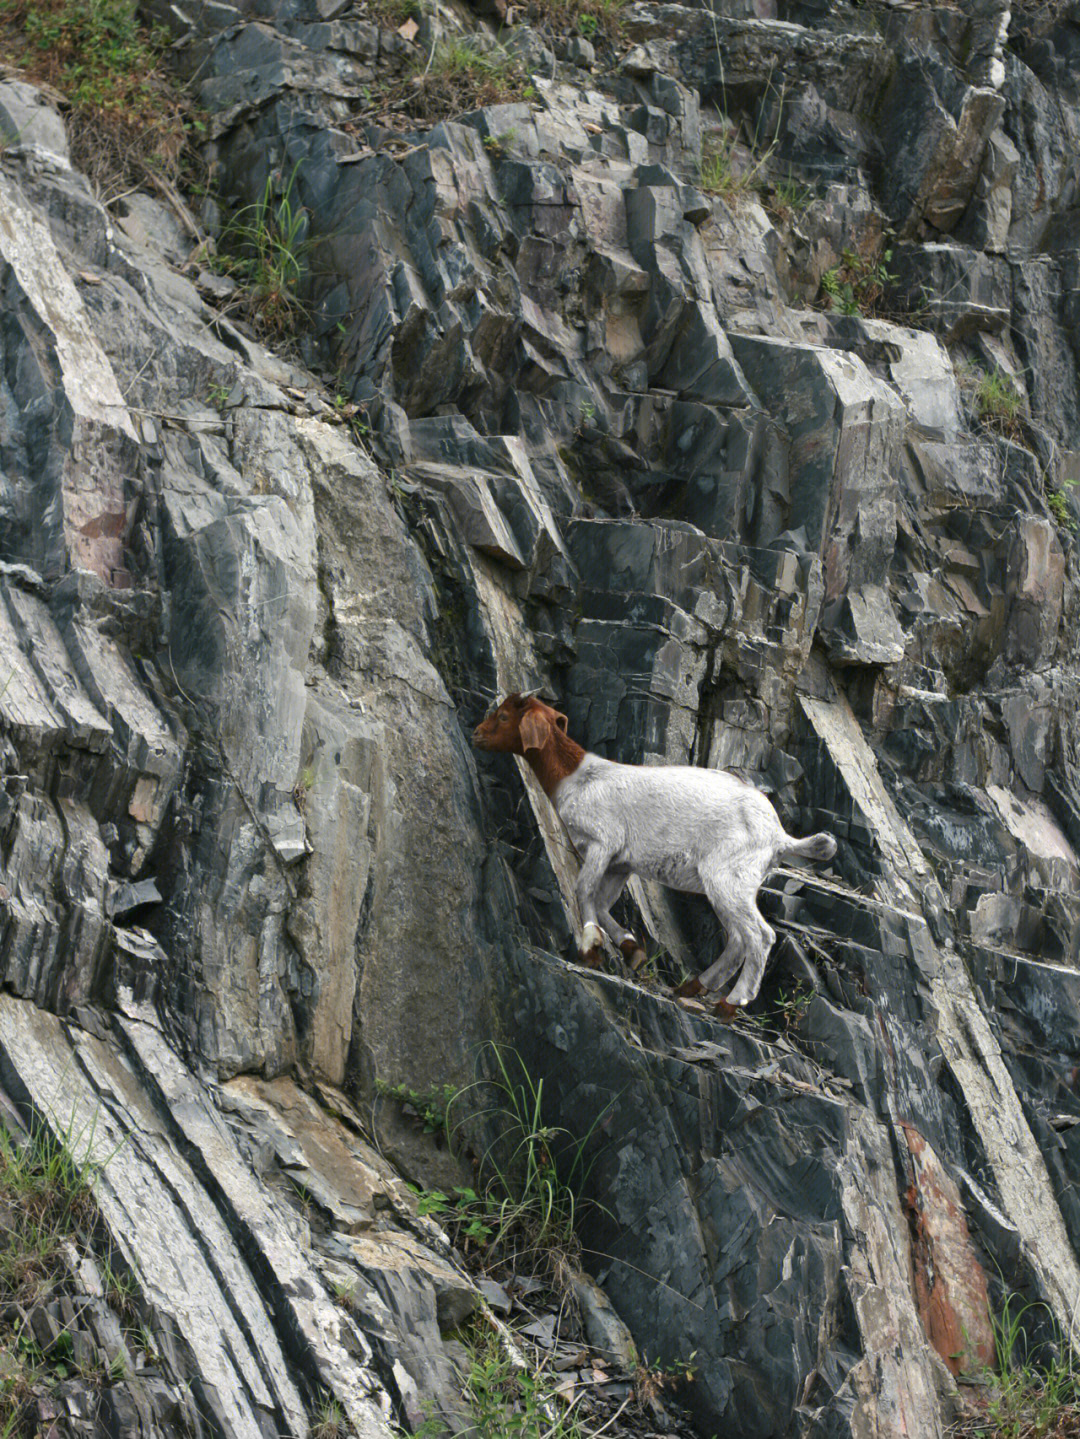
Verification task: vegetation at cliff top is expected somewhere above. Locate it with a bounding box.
[0,0,191,194]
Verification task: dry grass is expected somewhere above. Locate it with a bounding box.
[526,0,626,42]
[0,0,189,196]
[394,39,533,124]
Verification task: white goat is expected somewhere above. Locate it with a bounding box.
[473,692,837,1007]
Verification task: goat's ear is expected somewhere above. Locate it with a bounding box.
[519,711,551,755]
[553,712,569,733]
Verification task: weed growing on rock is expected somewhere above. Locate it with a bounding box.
[744,985,812,1035]
[403,1045,611,1284]
[973,366,1024,440]
[0,1110,121,1432]
[819,245,897,316]
[0,0,189,194]
[699,135,737,199]
[401,39,531,123]
[766,172,814,222]
[634,1351,697,1407]
[0,1116,98,1307]
[459,1328,591,1438]
[1048,476,1078,533]
[375,1079,460,1135]
[310,1394,348,1438]
[953,1295,1080,1438]
[528,0,626,42]
[483,127,518,159]
[208,166,317,341]
[368,0,422,25]
[698,103,783,206]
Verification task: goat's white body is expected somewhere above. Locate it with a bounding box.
[554,757,786,888]
[552,753,835,1005]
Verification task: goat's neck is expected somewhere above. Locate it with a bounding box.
[524,731,586,798]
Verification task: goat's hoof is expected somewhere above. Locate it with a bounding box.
[580,946,604,970]
[672,976,704,999]
[711,998,738,1021]
[620,939,647,970]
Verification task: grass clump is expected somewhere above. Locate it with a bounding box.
[0,1114,106,1433]
[310,1394,348,1439]
[699,133,738,199]
[402,39,532,122]
[766,172,814,221]
[1048,476,1078,533]
[972,366,1024,439]
[527,0,626,42]
[368,0,422,24]
[460,1328,589,1437]
[698,104,783,206]
[208,165,317,342]
[404,1044,610,1283]
[819,243,897,317]
[0,1119,98,1308]
[954,1296,1080,1439]
[0,0,189,194]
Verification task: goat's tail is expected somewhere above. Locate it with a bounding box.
[778,831,837,864]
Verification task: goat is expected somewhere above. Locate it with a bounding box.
[472,692,837,1007]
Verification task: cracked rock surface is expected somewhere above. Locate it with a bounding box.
[3,0,1080,1431]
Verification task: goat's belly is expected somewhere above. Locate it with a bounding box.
[632,854,704,893]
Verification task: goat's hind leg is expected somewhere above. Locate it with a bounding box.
[698,851,774,1005]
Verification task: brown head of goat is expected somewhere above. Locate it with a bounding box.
[471,693,585,798]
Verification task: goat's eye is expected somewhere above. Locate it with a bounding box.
[497,712,507,724]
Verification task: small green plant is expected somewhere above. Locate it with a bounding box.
[528,0,625,41]
[458,1328,589,1439]
[773,985,813,1031]
[369,0,421,23]
[411,1186,494,1247]
[973,366,1024,439]
[375,1080,459,1135]
[820,245,897,317]
[452,1044,610,1272]
[1048,476,1078,533]
[331,1276,357,1308]
[767,172,813,220]
[101,1253,139,1321]
[207,383,232,412]
[0,1113,101,1307]
[390,1047,611,1280]
[634,1350,698,1406]
[211,165,316,340]
[699,132,737,199]
[482,128,517,159]
[310,1394,348,1438]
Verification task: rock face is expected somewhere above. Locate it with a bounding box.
[3,0,1080,1431]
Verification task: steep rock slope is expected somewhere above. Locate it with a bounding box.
[2,0,1080,1433]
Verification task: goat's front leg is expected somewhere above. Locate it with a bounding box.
[594,868,646,969]
[576,846,613,969]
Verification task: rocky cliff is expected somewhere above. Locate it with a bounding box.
[2,0,1080,1432]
